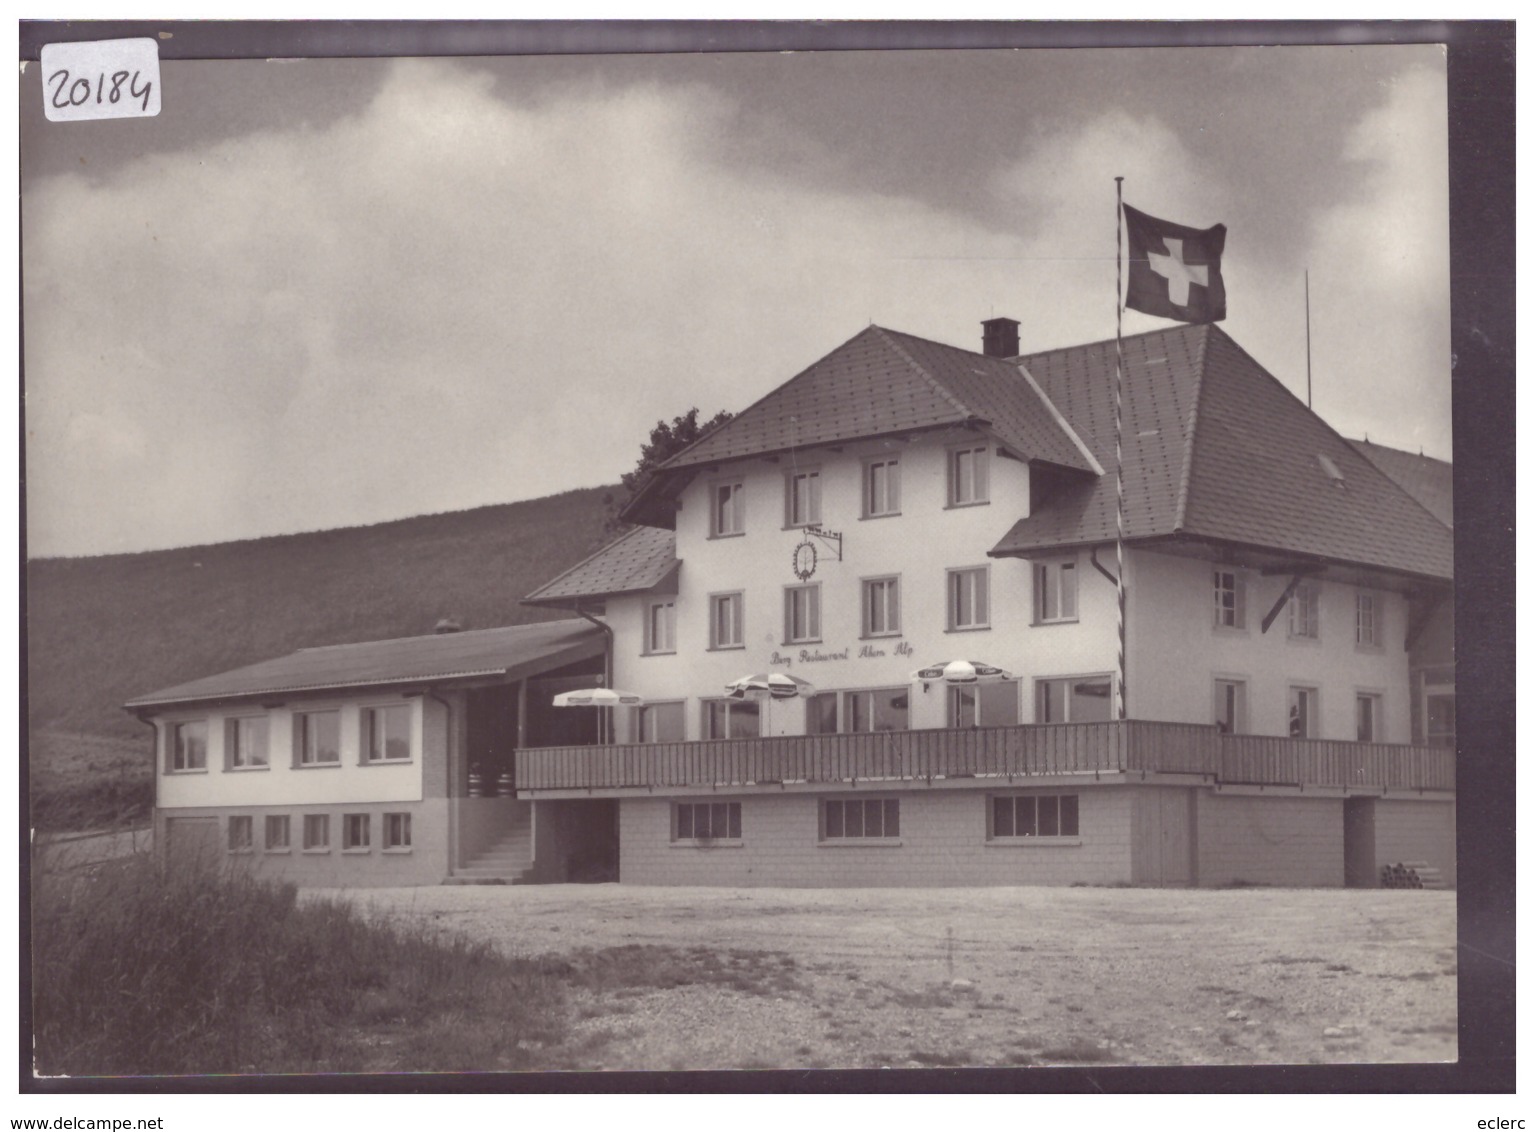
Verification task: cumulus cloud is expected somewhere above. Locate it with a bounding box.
[22,56,1451,556]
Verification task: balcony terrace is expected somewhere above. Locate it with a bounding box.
[514,719,1454,798]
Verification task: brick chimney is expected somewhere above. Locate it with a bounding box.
[981,317,1020,358]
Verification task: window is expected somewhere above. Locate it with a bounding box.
[1288,584,1320,640]
[785,469,821,528]
[1356,591,1381,648]
[948,567,990,630]
[862,577,901,637]
[703,698,759,740]
[784,584,821,644]
[363,705,411,763]
[948,445,989,506]
[675,801,742,842]
[383,812,412,850]
[302,814,330,852]
[1213,679,1247,734]
[709,592,744,650]
[822,798,900,840]
[645,599,676,654]
[264,815,291,852]
[949,680,1021,727]
[991,794,1079,839]
[342,813,371,852]
[638,701,685,743]
[167,721,207,772]
[1034,559,1078,623]
[1035,676,1113,723]
[864,457,901,518]
[227,816,254,853]
[1356,693,1382,742]
[808,688,910,734]
[711,480,745,537]
[226,716,269,770]
[1213,569,1246,630]
[1424,686,1455,748]
[1288,686,1318,738]
[295,710,341,766]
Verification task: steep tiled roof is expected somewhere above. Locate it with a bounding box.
[1349,439,1453,527]
[126,620,605,710]
[992,324,1454,582]
[651,325,1097,475]
[524,525,679,607]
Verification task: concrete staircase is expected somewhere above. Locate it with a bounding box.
[444,812,536,885]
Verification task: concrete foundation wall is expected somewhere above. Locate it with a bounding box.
[618,787,1135,888]
[1375,797,1457,887]
[1196,793,1344,888]
[157,799,449,887]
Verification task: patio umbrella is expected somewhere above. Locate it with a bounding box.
[725,672,814,737]
[551,688,646,707]
[910,660,1012,685]
[725,672,816,700]
[552,688,645,744]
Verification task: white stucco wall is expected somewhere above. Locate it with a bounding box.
[606,431,1122,739]
[155,692,431,809]
[1127,550,1412,741]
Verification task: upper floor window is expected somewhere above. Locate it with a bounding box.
[1288,686,1318,738]
[864,457,901,518]
[785,469,821,528]
[363,705,411,763]
[948,566,990,631]
[862,576,901,638]
[949,680,1021,727]
[295,710,341,767]
[226,716,269,770]
[948,445,990,507]
[807,688,909,734]
[1289,583,1320,640]
[645,599,676,655]
[638,701,685,743]
[702,698,759,740]
[167,720,207,773]
[1356,591,1381,648]
[784,584,822,644]
[1034,559,1078,623]
[1036,676,1113,724]
[1356,693,1382,742]
[1213,678,1247,734]
[709,592,744,650]
[1213,569,1246,630]
[711,481,745,537]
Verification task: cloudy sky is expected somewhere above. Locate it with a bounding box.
[21,43,1450,558]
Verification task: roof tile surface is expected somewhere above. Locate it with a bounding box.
[524,525,678,605]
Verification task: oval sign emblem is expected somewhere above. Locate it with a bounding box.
[792,540,818,581]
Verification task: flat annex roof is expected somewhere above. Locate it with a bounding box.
[125,619,604,711]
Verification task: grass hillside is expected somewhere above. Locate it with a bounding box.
[27,486,620,828]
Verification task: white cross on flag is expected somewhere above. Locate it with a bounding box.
[1123,203,1227,324]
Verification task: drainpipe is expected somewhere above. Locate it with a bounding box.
[425,688,456,869]
[574,602,615,743]
[131,710,159,852]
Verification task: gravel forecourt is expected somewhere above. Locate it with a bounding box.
[324,884,1457,1071]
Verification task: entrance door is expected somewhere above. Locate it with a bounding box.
[1343,796,1377,887]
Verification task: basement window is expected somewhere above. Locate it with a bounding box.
[383,812,412,851]
[821,798,900,842]
[989,794,1080,840]
[342,813,371,853]
[227,816,254,854]
[674,800,741,843]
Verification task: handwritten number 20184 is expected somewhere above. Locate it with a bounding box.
[46,68,153,112]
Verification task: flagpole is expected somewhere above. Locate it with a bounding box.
[1114,176,1127,722]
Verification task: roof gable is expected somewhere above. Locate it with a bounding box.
[1349,439,1453,527]
[653,325,1097,475]
[993,324,1453,581]
[524,525,678,607]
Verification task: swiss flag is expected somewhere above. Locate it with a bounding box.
[1123,203,1227,324]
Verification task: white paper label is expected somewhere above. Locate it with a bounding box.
[40,38,161,122]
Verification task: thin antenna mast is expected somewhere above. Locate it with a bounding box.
[1305,269,1313,409]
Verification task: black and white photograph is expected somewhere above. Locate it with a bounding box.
[19,21,1512,1095]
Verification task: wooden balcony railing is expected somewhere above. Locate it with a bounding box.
[513,720,1454,794]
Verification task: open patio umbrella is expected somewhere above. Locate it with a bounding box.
[725,672,814,737]
[725,672,816,700]
[552,687,645,744]
[910,660,1012,685]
